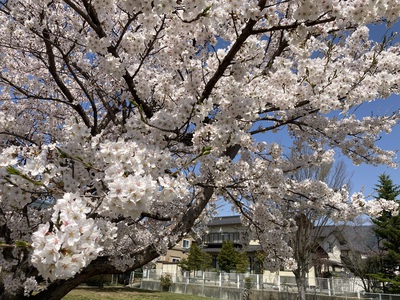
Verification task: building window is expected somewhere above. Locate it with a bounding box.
[171,257,180,263]
[204,232,241,244]
[182,239,190,249]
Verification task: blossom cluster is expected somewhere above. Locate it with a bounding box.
[31,193,116,281]
[98,141,190,218]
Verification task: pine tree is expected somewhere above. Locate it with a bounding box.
[371,174,400,293]
[179,243,212,273]
[217,241,249,273]
[217,241,238,273]
[235,251,250,273]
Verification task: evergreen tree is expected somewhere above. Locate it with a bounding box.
[179,243,212,273]
[254,251,266,274]
[235,251,250,273]
[371,174,400,293]
[217,241,250,273]
[217,241,238,273]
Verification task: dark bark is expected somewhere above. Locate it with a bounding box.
[28,246,160,300]
[292,214,312,300]
[0,290,23,300]
[294,267,307,300]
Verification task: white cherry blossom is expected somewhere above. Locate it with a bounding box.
[0,0,399,298]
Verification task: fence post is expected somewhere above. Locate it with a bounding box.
[237,273,240,289]
[202,272,205,297]
[219,273,222,287]
[278,274,281,292]
[286,285,289,300]
[314,285,317,300]
[129,271,134,285]
[262,281,264,299]
[327,278,331,296]
[183,272,189,295]
[257,274,260,290]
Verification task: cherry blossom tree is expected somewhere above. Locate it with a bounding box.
[0,0,399,299]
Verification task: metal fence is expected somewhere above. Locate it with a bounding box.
[140,269,400,299]
[361,293,400,300]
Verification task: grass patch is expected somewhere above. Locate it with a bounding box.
[64,287,214,300]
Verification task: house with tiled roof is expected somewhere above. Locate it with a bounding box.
[201,215,263,273]
[314,225,379,277]
[156,215,378,279]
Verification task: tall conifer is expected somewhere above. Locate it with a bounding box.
[372,174,400,293]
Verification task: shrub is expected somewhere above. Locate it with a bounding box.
[160,274,172,291]
[244,277,253,290]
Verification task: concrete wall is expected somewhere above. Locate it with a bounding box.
[141,280,161,291]
[141,280,360,300]
[172,283,246,300]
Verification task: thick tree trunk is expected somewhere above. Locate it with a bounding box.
[292,214,313,300]
[294,267,307,300]
[3,189,224,299]
[0,246,160,300]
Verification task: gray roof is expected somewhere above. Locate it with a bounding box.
[316,225,378,254]
[207,216,242,226]
[339,226,378,253]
